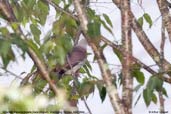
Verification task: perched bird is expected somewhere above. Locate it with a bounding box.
[55,39,87,79]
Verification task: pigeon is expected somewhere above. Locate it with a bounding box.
[55,39,87,79]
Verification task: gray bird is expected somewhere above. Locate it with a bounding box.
[56,39,87,79]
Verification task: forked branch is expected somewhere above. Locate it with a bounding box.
[73,0,126,114]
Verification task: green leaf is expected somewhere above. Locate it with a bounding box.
[152,93,157,104]
[87,8,96,20]
[134,84,142,92]
[162,87,168,97]
[37,1,49,14]
[155,78,163,91]
[13,5,25,22]
[85,60,92,71]
[0,39,11,58]
[147,77,156,91]
[0,38,15,67]
[96,80,106,102]
[58,75,72,90]
[113,48,123,61]
[41,37,69,66]
[0,27,9,35]
[26,39,43,60]
[118,73,123,86]
[41,40,54,55]
[35,1,49,25]
[79,80,95,97]
[48,56,58,69]
[9,101,28,111]
[134,94,141,106]
[143,88,153,106]
[30,24,41,44]
[138,17,143,27]
[132,69,145,85]
[100,19,113,35]
[99,86,106,102]
[33,75,47,95]
[65,16,77,28]
[23,0,35,7]
[143,76,163,107]
[11,22,20,31]
[79,67,86,73]
[82,64,92,77]
[103,14,113,27]
[1,48,15,68]
[61,75,72,85]
[53,0,60,5]
[11,34,28,52]
[61,35,73,53]
[87,21,101,38]
[143,13,152,28]
[147,76,163,91]
[57,14,78,37]
[132,63,141,71]
[101,43,107,51]
[54,45,66,65]
[9,34,28,59]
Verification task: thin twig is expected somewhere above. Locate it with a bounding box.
[45,0,78,21]
[0,68,23,80]
[158,16,166,114]
[20,71,38,87]
[112,0,171,77]
[101,35,171,83]
[83,98,93,114]
[157,0,171,43]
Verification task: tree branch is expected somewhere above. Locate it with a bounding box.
[46,0,171,79]
[73,0,126,114]
[73,0,88,31]
[101,36,171,83]
[112,0,171,77]
[45,0,171,80]
[0,1,59,96]
[158,14,166,113]
[120,0,133,113]
[157,0,171,43]
[83,98,93,114]
[44,0,81,46]
[45,0,78,21]
[74,26,82,46]
[0,68,23,80]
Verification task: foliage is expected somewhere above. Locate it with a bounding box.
[138,13,153,28]
[0,0,169,113]
[143,76,166,106]
[0,85,67,113]
[131,64,145,85]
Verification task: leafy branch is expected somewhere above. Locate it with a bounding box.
[73,0,126,114]
[0,0,59,96]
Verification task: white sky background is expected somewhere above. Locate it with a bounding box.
[0,0,171,114]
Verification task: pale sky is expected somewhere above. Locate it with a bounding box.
[0,0,171,114]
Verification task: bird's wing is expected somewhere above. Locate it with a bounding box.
[57,46,87,76]
[67,46,87,67]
